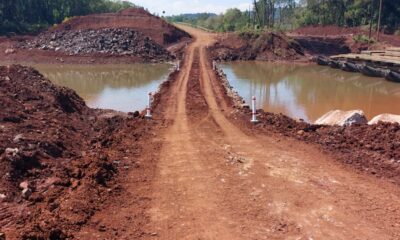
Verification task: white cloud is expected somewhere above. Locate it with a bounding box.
[129,0,250,16]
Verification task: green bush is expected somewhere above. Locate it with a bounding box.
[353,34,375,44]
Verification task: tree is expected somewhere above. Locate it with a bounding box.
[0,0,136,35]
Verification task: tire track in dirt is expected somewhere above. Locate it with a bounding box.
[77,25,400,240]
[151,25,400,239]
[145,39,243,238]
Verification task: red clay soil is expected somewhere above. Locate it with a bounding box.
[294,36,351,56]
[290,25,400,49]
[228,104,400,186]
[1,26,400,239]
[210,32,307,61]
[0,65,162,239]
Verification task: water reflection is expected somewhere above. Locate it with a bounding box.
[33,64,172,112]
[222,62,400,122]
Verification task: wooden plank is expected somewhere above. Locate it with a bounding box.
[331,54,400,65]
[381,52,400,57]
[386,47,400,52]
[361,50,385,54]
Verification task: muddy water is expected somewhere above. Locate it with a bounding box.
[222,62,400,122]
[33,64,172,112]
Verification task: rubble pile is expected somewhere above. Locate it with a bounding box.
[22,28,172,60]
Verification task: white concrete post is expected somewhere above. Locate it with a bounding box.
[145,92,153,119]
[212,60,216,71]
[177,62,180,71]
[251,96,259,123]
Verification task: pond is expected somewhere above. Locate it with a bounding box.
[221,62,400,122]
[34,63,172,112]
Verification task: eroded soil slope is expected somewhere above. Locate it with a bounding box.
[290,25,400,54]
[210,31,305,61]
[0,65,155,239]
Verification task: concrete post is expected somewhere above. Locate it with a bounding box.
[145,92,153,119]
[251,96,259,123]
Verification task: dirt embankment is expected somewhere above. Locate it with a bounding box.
[294,36,351,56]
[238,110,400,184]
[211,25,400,60]
[290,25,400,54]
[210,32,306,62]
[0,8,191,64]
[51,8,189,47]
[214,68,400,185]
[0,65,161,239]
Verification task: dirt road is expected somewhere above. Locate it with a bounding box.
[78,25,400,239]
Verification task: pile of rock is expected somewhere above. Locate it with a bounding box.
[22,28,172,59]
[315,110,368,126]
[315,110,400,126]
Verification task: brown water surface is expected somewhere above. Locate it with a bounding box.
[222,62,400,122]
[33,63,172,112]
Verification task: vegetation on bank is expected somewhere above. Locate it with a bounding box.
[167,0,400,34]
[0,0,136,35]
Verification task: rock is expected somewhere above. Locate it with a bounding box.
[19,181,29,190]
[13,133,24,143]
[368,114,400,125]
[0,193,6,200]
[241,104,250,109]
[0,232,5,240]
[71,179,80,189]
[4,76,10,81]
[5,148,19,159]
[315,110,368,126]
[22,28,171,60]
[22,188,32,199]
[297,130,305,135]
[5,48,15,54]
[98,224,106,232]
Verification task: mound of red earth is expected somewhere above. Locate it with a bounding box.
[2,7,190,64]
[21,28,172,60]
[290,25,400,53]
[294,36,351,56]
[234,108,400,185]
[50,8,190,47]
[0,65,151,239]
[210,32,305,61]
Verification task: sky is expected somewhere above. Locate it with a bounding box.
[129,0,252,16]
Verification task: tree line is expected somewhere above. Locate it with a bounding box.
[0,0,135,35]
[168,0,400,34]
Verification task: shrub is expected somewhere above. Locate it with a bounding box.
[353,34,375,44]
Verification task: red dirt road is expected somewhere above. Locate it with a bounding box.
[78,25,400,239]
